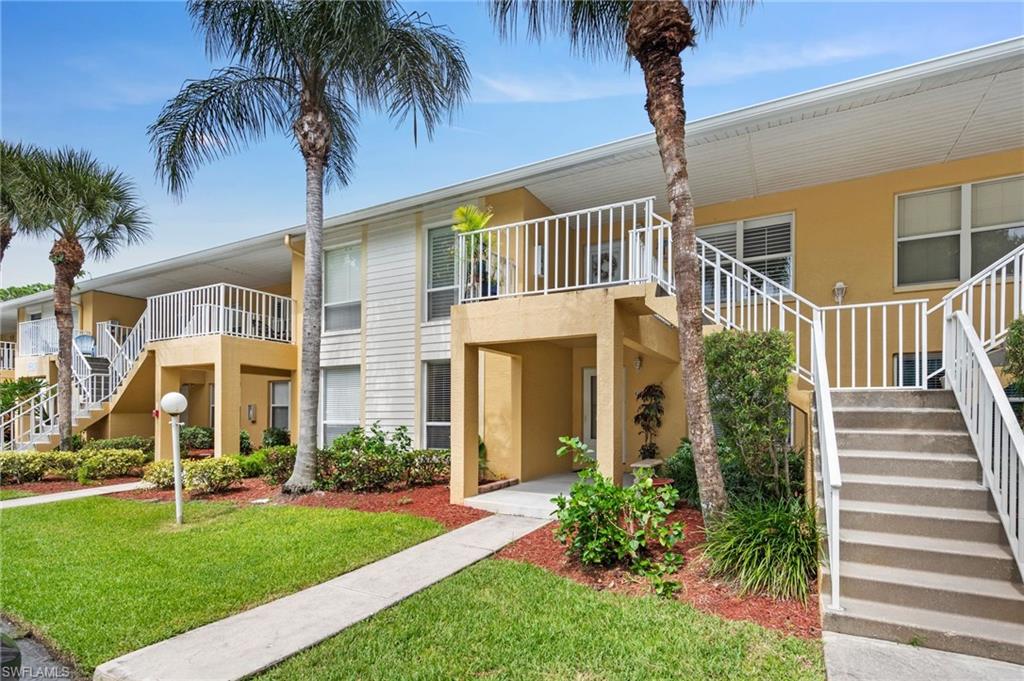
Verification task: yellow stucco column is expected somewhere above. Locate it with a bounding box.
[213,353,241,458]
[154,363,181,461]
[450,340,480,504]
[596,305,624,485]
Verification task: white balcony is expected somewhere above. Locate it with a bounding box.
[147,283,294,344]
[16,318,75,357]
[0,342,14,370]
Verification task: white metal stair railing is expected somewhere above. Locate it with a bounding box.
[107,314,148,402]
[945,310,1023,578]
[0,383,58,451]
[72,343,104,408]
[95,321,131,360]
[0,342,14,371]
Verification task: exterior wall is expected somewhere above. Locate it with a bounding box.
[80,291,146,333]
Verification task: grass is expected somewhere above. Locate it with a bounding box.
[259,560,825,681]
[0,496,443,672]
[0,489,34,500]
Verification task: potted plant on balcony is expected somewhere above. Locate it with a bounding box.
[451,204,495,298]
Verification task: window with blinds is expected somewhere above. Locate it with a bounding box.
[699,214,792,297]
[321,366,360,445]
[269,380,290,431]
[323,244,361,332]
[427,227,456,321]
[424,361,451,449]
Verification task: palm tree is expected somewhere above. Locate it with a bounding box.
[17,148,150,449]
[490,0,752,519]
[0,140,43,269]
[150,1,470,493]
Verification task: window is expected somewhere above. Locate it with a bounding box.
[699,214,793,296]
[209,383,215,428]
[894,352,944,390]
[321,366,360,445]
[424,361,451,449]
[269,380,290,431]
[323,244,361,332]
[896,175,1024,286]
[426,227,456,321]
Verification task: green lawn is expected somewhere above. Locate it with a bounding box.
[0,489,34,500]
[0,497,443,672]
[260,560,825,681]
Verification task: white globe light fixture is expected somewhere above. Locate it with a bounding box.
[160,391,189,525]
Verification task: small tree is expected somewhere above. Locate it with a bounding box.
[633,383,665,460]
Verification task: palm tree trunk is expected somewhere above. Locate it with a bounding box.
[628,1,728,520]
[50,237,84,450]
[284,151,326,494]
[0,222,13,269]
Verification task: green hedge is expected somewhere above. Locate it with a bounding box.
[143,458,243,494]
[1,449,146,485]
[84,436,155,458]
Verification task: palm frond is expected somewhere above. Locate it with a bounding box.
[149,65,295,197]
[320,92,358,189]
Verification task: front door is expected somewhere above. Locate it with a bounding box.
[582,368,598,456]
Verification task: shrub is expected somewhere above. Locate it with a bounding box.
[184,457,243,494]
[180,426,214,451]
[1005,317,1024,389]
[230,450,267,478]
[76,449,147,483]
[405,449,450,486]
[704,499,822,602]
[261,427,290,447]
[0,377,45,412]
[341,449,404,491]
[143,460,176,489]
[84,436,155,458]
[633,383,665,460]
[260,445,297,485]
[666,440,772,507]
[239,430,253,455]
[40,450,87,478]
[317,423,413,492]
[0,451,47,484]
[65,433,85,452]
[704,329,797,497]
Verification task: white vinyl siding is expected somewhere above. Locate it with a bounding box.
[269,380,290,431]
[699,214,793,295]
[426,226,456,321]
[424,361,451,449]
[896,175,1024,286]
[320,366,360,446]
[323,244,361,332]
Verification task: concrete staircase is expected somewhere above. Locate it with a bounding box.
[820,389,1024,665]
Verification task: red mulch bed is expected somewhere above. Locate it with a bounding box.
[111,479,489,530]
[497,505,820,640]
[2,476,141,496]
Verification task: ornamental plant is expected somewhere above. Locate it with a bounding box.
[259,446,297,485]
[184,457,243,494]
[404,449,450,486]
[179,426,214,451]
[261,427,290,448]
[83,435,154,458]
[633,383,665,460]
[76,449,147,483]
[0,451,47,484]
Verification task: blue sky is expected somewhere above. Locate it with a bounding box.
[1,1,1021,286]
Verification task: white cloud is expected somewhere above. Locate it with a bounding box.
[475,71,643,104]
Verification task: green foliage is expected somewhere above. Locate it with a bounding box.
[1,449,147,484]
[239,429,253,455]
[704,499,822,602]
[0,283,52,301]
[84,436,155,458]
[231,450,268,478]
[404,449,450,486]
[0,451,47,484]
[1004,317,1024,393]
[143,460,175,489]
[0,377,45,412]
[704,329,797,497]
[76,449,147,483]
[184,457,243,494]
[64,433,85,452]
[39,450,87,477]
[633,383,665,460]
[665,440,804,506]
[261,427,290,448]
[259,445,297,485]
[179,426,214,451]
[317,423,413,492]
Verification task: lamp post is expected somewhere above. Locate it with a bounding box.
[160,391,188,525]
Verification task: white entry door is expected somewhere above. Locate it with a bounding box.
[582,368,598,456]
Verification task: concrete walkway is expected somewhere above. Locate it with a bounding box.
[823,632,1024,681]
[94,513,549,681]
[0,481,150,510]
[463,472,575,518]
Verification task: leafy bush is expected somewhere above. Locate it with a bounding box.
[184,458,243,494]
[65,433,85,452]
[260,445,297,485]
[231,450,268,478]
[40,450,87,478]
[239,430,253,455]
[1005,317,1024,390]
[0,451,47,484]
[76,449,147,483]
[704,329,797,497]
[405,449,450,486]
[180,426,214,451]
[84,436,155,458]
[633,383,665,460]
[0,377,45,412]
[704,499,822,602]
[665,440,804,506]
[261,427,290,447]
[143,460,175,489]
[316,423,413,492]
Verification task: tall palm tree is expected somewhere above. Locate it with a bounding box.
[491,0,752,519]
[0,140,43,269]
[150,1,470,493]
[17,148,150,449]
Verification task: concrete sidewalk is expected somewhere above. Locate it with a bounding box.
[94,513,548,681]
[0,481,150,510]
[824,632,1024,681]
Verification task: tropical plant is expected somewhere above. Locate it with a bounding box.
[633,383,665,460]
[0,282,52,302]
[1003,317,1024,389]
[0,377,45,412]
[179,425,215,451]
[261,426,290,447]
[14,148,149,449]
[489,0,753,521]
[666,439,804,507]
[150,1,470,494]
[0,141,44,266]
[83,435,155,458]
[183,457,243,494]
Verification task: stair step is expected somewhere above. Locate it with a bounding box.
[842,473,992,509]
[840,529,1018,580]
[839,499,1005,542]
[823,561,1024,623]
[832,406,966,431]
[836,449,980,480]
[830,390,957,410]
[822,596,1024,665]
[836,428,973,454]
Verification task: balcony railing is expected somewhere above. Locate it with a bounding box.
[17,318,66,357]
[0,342,14,370]
[147,283,293,343]
[95,321,133,360]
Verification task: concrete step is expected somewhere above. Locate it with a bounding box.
[836,427,973,454]
[840,529,1018,580]
[823,561,1024,624]
[831,389,957,410]
[837,449,980,480]
[839,499,1006,543]
[832,406,965,432]
[842,473,992,510]
[822,596,1024,665]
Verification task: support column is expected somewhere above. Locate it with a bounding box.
[596,305,624,485]
[450,340,480,504]
[213,350,241,458]
[154,363,181,461]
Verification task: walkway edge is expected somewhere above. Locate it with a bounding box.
[0,481,151,510]
[93,514,549,681]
